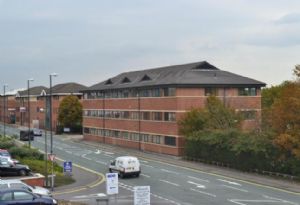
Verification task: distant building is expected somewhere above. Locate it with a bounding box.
[3,82,87,132]
[81,61,266,156]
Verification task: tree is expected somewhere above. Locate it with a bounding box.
[271,82,300,159]
[293,64,300,78]
[178,96,242,137]
[58,95,82,130]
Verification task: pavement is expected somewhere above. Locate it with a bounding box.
[60,134,300,194]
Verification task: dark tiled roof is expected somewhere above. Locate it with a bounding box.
[18,86,48,97]
[51,82,87,94]
[84,61,266,91]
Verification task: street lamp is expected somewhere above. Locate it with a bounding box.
[3,84,8,137]
[27,78,34,148]
[49,73,57,191]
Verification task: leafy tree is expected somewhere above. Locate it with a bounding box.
[58,95,82,129]
[179,96,242,137]
[293,64,300,78]
[270,82,300,159]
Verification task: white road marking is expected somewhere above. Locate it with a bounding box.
[228,199,275,205]
[66,150,72,154]
[218,179,241,186]
[141,163,154,168]
[95,150,101,154]
[221,185,248,193]
[96,160,107,165]
[263,195,299,205]
[140,160,148,163]
[159,179,180,187]
[190,188,216,198]
[188,176,209,183]
[161,169,179,175]
[104,151,114,155]
[81,154,92,160]
[188,181,206,189]
[103,154,114,158]
[140,173,150,178]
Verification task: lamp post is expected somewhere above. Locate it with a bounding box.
[27,78,34,148]
[3,84,8,137]
[49,73,57,191]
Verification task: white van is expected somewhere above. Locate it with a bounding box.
[109,156,141,178]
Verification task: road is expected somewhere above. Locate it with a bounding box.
[2,125,300,205]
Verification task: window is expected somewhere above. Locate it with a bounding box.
[153,112,162,121]
[141,112,150,120]
[163,88,176,96]
[140,89,150,97]
[0,192,12,200]
[164,136,176,146]
[152,88,160,97]
[123,131,129,139]
[164,112,176,121]
[238,87,257,96]
[205,88,217,96]
[14,191,33,200]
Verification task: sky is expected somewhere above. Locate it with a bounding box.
[0,0,300,93]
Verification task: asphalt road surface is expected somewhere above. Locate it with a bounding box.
[2,125,300,205]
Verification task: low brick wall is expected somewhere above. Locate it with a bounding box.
[21,173,45,187]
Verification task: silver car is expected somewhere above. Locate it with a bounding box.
[0,179,52,196]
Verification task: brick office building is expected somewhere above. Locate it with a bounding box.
[85,61,265,156]
[15,82,86,131]
[0,90,19,126]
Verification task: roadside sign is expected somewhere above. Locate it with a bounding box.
[63,161,72,174]
[134,186,150,205]
[48,154,55,161]
[106,173,118,195]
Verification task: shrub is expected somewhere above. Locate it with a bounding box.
[9,146,44,160]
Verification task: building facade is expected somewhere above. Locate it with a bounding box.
[4,83,87,132]
[82,61,266,156]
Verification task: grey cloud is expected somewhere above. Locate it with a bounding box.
[275,13,300,24]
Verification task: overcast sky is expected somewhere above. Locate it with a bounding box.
[1,0,300,93]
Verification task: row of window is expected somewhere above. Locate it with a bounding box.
[83,110,176,122]
[84,88,176,99]
[83,127,177,146]
[84,87,258,99]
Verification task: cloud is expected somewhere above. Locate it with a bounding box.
[275,12,300,24]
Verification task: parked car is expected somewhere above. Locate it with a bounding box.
[0,189,57,205]
[33,128,42,136]
[109,156,141,178]
[0,158,31,176]
[19,130,34,141]
[0,179,52,197]
[0,149,19,165]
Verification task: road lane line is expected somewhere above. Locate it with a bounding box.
[188,181,206,189]
[221,184,248,192]
[140,173,150,178]
[96,160,107,165]
[188,176,209,183]
[263,195,299,205]
[159,179,180,187]
[104,151,114,155]
[217,179,241,186]
[103,154,114,158]
[81,154,92,160]
[161,168,179,175]
[141,163,154,168]
[190,188,216,198]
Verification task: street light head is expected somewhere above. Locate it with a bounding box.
[50,73,58,77]
[28,78,34,82]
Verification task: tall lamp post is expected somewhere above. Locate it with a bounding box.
[27,78,34,148]
[3,84,8,137]
[49,73,57,191]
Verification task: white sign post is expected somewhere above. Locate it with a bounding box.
[134,186,150,205]
[106,173,119,195]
